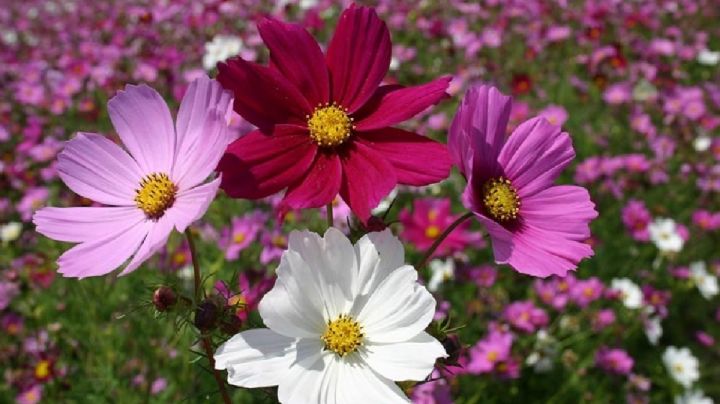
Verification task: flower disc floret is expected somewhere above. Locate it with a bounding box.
[483,177,520,221]
[322,314,364,357]
[307,104,354,147]
[135,172,177,220]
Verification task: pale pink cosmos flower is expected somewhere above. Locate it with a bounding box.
[33,76,233,278]
[448,85,597,277]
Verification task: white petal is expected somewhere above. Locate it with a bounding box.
[278,351,332,404]
[259,251,327,338]
[335,355,410,404]
[215,328,296,388]
[355,266,436,343]
[287,228,357,318]
[354,229,405,297]
[360,332,446,381]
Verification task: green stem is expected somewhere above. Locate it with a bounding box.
[416,212,474,270]
[185,228,232,404]
[326,203,334,229]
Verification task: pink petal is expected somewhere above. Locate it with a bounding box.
[174,76,233,189]
[107,84,176,174]
[498,117,574,199]
[521,185,598,240]
[120,214,176,276]
[217,126,317,199]
[339,141,397,222]
[505,225,594,278]
[326,5,391,112]
[354,77,451,131]
[217,58,311,132]
[57,133,142,206]
[449,85,511,177]
[473,212,514,264]
[171,177,222,232]
[33,206,144,243]
[258,17,329,107]
[280,152,342,210]
[358,128,451,186]
[56,220,151,278]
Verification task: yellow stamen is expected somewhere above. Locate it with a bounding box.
[321,314,363,357]
[307,104,353,147]
[233,232,246,244]
[483,177,520,221]
[425,225,441,239]
[34,360,50,379]
[135,172,177,220]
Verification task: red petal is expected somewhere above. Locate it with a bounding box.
[354,77,451,131]
[280,152,342,210]
[258,17,329,107]
[218,125,316,199]
[339,141,397,222]
[358,128,452,186]
[326,5,391,112]
[217,58,311,132]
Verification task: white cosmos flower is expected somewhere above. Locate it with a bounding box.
[663,346,700,388]
[0,222,22,243]
[675,389,714,404]
[689,261,719,299]
[648,218,684,253]
[645,316,663,345]
[693,135,712,152]
[428,258,455,292]
[215,228,446,403]
[203,35,244,71]
[610,278,643,309]
[697,49,720,66]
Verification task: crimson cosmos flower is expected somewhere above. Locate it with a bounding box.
[216,5,452,221]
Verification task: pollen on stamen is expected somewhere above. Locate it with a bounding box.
[321,314,364,357]
[307,103,354,148]
[483,177,521,222]
[135,172,177,220]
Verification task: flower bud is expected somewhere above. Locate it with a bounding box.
[440,334,462,365]
[152,286,177,312]
[194,299,220,332]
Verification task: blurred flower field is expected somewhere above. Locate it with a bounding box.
[1,0,720,403]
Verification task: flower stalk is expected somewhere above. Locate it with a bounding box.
[417,211,474,269]
[185,228,232,404]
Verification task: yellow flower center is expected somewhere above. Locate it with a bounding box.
[483,177,520,221]
[307,104,354,147]
[233,232,246,244]
[135,173,177,220]
[34,360,50,379]
[271,235,287,248]
[487,350,499,362]
[425,225,441,239]
[321,314,363,357]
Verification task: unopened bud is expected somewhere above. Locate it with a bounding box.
[364,216,388,232]
[194,299,220,332]
[440,334,462,365]
[152,286,177,312]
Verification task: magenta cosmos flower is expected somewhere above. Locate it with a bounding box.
[448,85,597,277]
[216,5,452,221]
[33,77,232,278]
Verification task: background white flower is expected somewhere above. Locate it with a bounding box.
[0,221,22,243]
[648,218,684,254]
[645,316,663,345]
[428,258,455,292]
[675,389,714,404]
[689,262,719,300]
[203,35,244,71]
[610,278,642,309]
[663,346,700,388]
[215,228,447,403]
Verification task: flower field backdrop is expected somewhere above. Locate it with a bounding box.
[1,0,719,403]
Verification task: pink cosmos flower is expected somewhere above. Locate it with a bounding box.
[448,85,597,277]
[463,328,519,378]
[502,300,548,333]
[220,211,267,261]
[33,76,232,278]
[216,5,452,222]
[622,199,652,241]
[595,346,634,376]
[569,277,604,307]
[399,197,482,257]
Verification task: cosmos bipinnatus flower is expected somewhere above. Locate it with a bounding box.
[215,228,447,403]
